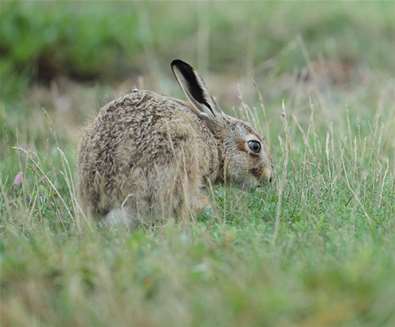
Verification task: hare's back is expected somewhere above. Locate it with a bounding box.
[80,89,208,174]
[96,89,193,132]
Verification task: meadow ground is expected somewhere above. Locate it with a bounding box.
[1,2,395,326]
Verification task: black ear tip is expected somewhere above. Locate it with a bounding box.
[171,59,193,71]
[171,59,184,66]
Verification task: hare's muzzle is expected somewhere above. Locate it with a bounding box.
[262,167,273,183]
[250,166,273,184]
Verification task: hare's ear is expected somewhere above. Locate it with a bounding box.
[171,59,219,119]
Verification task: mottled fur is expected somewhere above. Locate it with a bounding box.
[78,60,272,226]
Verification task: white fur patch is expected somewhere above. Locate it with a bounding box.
[104,208,137,230]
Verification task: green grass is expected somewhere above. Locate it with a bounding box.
[1,73,394,325]
[1,2,395,326]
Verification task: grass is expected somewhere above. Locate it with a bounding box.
[1,2,395,326]
[1,71,394,326]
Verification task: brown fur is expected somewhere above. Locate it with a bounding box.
[78,90,221,221]
[78,62,273,226]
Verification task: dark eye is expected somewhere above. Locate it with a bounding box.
[247,140,261,154]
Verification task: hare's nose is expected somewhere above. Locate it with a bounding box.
[261,167,273,184]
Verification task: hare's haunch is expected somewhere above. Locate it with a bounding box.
[78,59,273,226]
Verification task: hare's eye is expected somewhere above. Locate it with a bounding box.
[247,140,261,154]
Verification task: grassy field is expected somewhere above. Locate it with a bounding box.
[1,2,395,326]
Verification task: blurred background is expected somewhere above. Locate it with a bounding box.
[1,1,395,95]
[1,1,395,159]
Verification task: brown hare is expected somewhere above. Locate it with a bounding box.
[78,59,273,227]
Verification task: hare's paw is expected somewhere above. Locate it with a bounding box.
[193,194,216,220]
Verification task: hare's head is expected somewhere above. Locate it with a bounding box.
[171,59,273,189]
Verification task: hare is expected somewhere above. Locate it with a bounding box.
[78,59,273,227]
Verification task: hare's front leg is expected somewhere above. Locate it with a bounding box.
[165,163,214,220]
[190,191,215,217]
